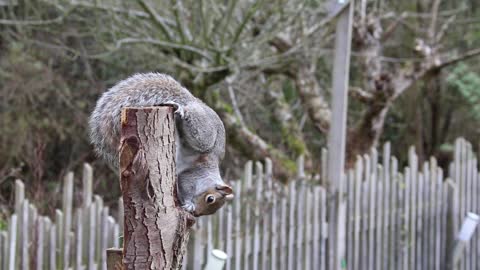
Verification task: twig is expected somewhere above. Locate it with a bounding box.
[227,83,245,125]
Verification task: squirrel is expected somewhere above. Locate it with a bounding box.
[89,73,234,217]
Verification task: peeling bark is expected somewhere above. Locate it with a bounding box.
[119,107,194,270]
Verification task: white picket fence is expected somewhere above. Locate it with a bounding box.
[1,138,479,270]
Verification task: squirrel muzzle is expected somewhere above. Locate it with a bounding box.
[216,184,234,201]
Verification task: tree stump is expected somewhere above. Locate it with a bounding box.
[115,106,194,270]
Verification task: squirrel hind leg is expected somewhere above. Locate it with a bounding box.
[177,103,218,153]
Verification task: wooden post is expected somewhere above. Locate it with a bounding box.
[326,0,354,269]
[110,106,194,270]
[107,249,123,270]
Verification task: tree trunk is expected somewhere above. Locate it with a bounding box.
[346,101,390,168]
[119,106,194,270]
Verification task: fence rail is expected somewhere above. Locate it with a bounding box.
[0,138,479,270]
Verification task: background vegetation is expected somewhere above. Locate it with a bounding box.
[0,0,479,217]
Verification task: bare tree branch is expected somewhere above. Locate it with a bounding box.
[428,0,441,40]
[349,86,374,103]
[227,84,245,125]
[437,47,480,69]
[137,0,174,40]
[0,17,64,25]
[113,38,214,60]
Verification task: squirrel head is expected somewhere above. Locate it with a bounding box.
[177,164,234,216]
[192,184,234,216]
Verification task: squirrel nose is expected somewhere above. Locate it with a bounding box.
[216,184,234,200]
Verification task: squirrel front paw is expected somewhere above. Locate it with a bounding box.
[163,101,185,118]
[181,201,195,213]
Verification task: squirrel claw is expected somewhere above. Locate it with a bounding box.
[164,101,185,117]
[181,202,195,213]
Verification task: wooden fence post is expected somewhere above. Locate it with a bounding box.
[108,106,194,270]
[326,0,354,269]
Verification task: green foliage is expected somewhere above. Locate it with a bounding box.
[446,64,480,119]
[0,218,6,231]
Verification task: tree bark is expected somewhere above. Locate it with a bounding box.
[119,106,194,270]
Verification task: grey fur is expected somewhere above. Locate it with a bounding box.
[89,73,229,215]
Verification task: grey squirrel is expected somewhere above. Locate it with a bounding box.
[89,73,233,216]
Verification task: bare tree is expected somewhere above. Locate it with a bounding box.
[3,0,480,177]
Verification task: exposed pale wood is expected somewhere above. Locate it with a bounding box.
[8,214,17,270]
[95,195,104,263]
[312,187,320,270]
[390,159,399,270]
[233,181,242,270]
[28,204,38,267]
[266,158,276,270]
[319,187,327,270]
[453,139,461,235]
[253,162,263,270]
[89,204,96,270]
[83,163,93,208]
[382,164,391,270]
[279,196,287,270]
[21,200,29,270]
[305,186,312,270]
[321,148,328,186]
[260,160,270,270]
[101,207,110,270]
[14,179,25,269]
[218,201,225,251]
[1,231,7,270]
[434,169,442,270]
[287,182,296,270]
[36,217,44,270]
[113,223,120,249]
[408,147,418,270]
[188,219,202,270]
[360,178,369,270]
[403,168,411,270]
[326,3,354,268]
[472,166,478,269]
[441,179,450,268]
[368,170,376,269]
[465,145,473,270]
[62,172,74,270]
[120,107,192,269]
[429,159,437,270]
[50,224,57,270]
[296,182,305,270]
[352,159,362,270]
[243,161,253,270]
[75,209,83,270]
[422,163,430,270]
[415,173,424,270]
[118,197,124,241]
[44,218,52,269]
[225,205,233,270]
[107,217,115,250]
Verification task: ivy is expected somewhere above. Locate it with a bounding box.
[446,64,480,119]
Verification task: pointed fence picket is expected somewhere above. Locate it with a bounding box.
[1,138,480,269]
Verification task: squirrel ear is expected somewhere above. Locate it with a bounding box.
[216,184,233,195]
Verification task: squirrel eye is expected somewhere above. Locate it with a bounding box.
[205,195,216,204]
